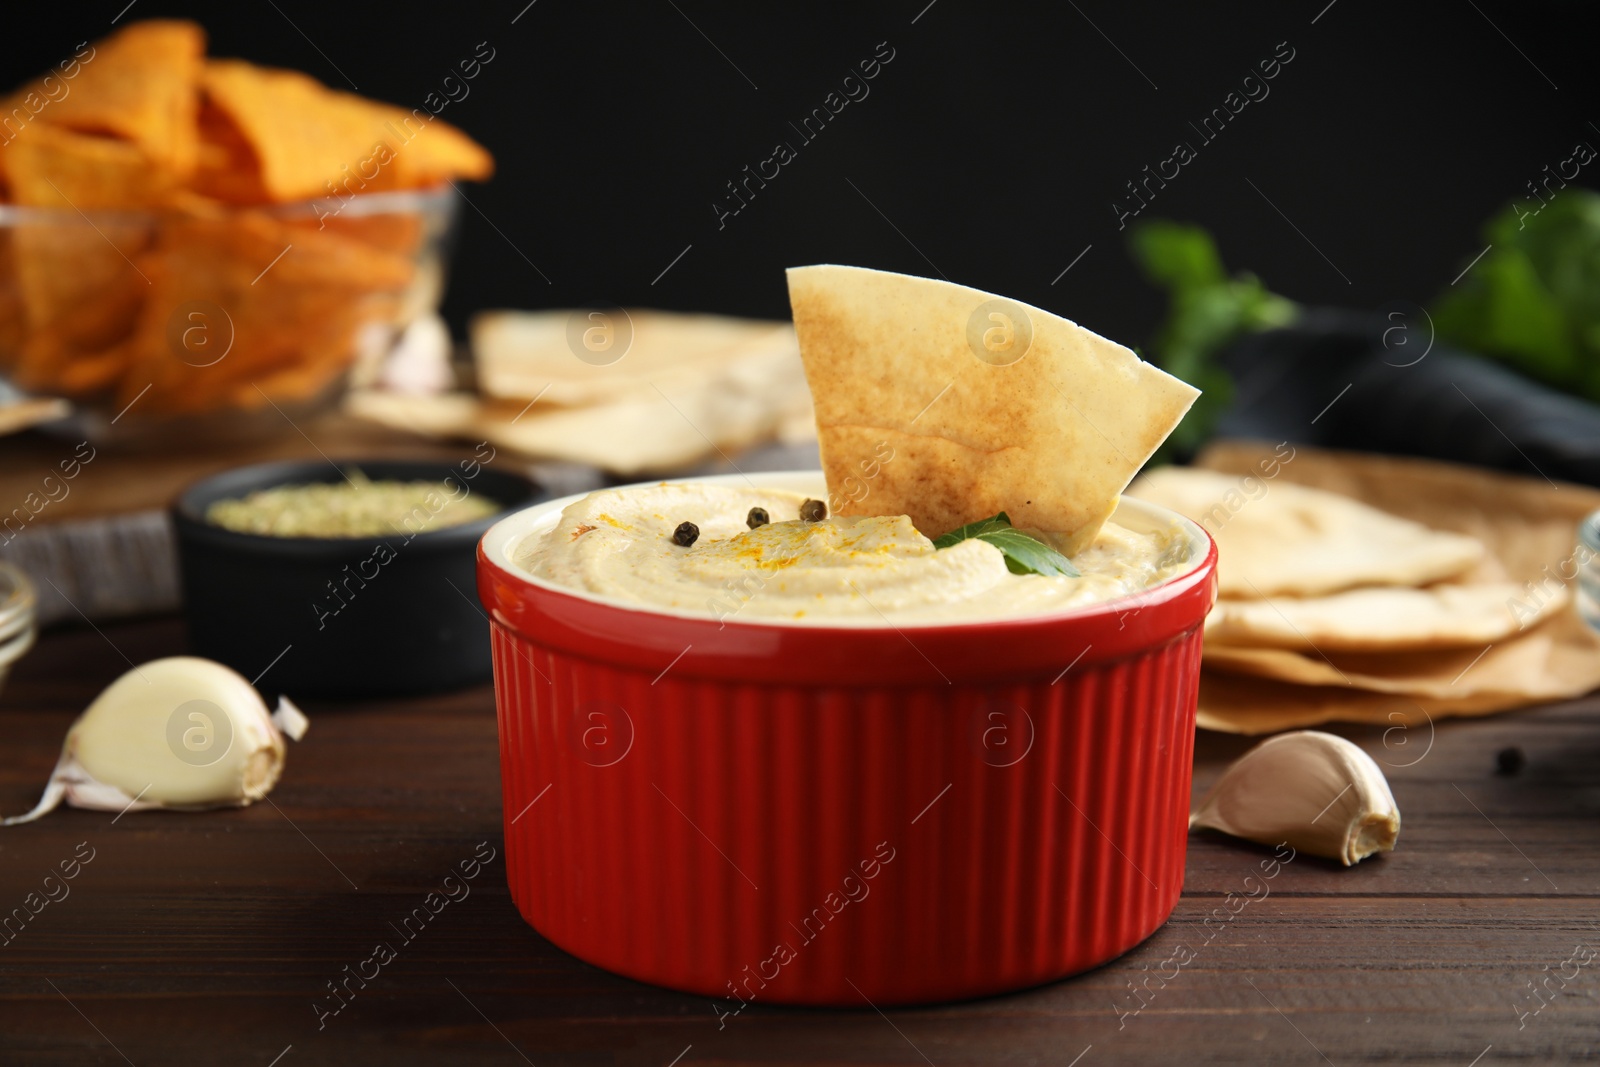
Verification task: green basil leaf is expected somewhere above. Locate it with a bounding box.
[932,511,1080,577]
[931,514,1013,548]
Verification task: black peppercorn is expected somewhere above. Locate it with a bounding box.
[799,498,827,522]
[747,507,769,529]
[671,521,699,546]
[1495,745,1525,776]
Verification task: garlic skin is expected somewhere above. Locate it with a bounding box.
[1190,730,1400,866]
[4,657,304,825]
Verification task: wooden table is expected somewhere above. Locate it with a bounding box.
[1,617,1596,1066]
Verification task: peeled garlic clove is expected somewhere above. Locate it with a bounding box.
[1190,730,1399,866]
[4,656,305,825]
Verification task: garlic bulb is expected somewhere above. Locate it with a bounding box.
[4,657,308,825]
[1190,730,1399,865]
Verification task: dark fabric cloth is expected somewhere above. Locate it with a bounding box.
[1216,308,1600,487]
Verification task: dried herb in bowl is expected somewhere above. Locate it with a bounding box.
[205,469,497,538]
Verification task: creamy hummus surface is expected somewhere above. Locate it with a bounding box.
[512,484,1191,623]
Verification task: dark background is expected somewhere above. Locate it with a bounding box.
[5,0,1594,352]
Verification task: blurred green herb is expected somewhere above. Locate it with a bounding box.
[1125,191,1600,454]
[1431,189,1600,400]
[1128,220,1298,458]
[932,512,1079,577]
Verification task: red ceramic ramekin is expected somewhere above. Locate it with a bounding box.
[477,471,1217,1006]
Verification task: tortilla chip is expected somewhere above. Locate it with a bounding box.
[2,126,158,361]
[787,265,1199,551]
[1128,466,1486,598]
[12,325,131,396]
[306,211,426,260]
[3,123,171,210]
[190,97,271,204]
[202,60,492,203]
[370,98,495,192]
[0,232,29,364]
[2,20,204,178]
[231,346,351,406]
[116,209,413,413]
[0,22,494,414]
[1203,581,1565,652]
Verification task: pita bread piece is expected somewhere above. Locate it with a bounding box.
[1195,671,1520,735]
[787,264,1199,553]
[472,309,797,405]
[1204,581,1565,652]
[0,396,72,436]
[1203,631,1559,699]
[354,332,813,474]
[1196,612,1600,731]
[1128,466,1485,598]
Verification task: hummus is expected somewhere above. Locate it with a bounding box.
[512,484,1193,623]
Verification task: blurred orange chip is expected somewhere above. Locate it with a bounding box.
[2,20,204,179]
[115,208,414,413]
[5,123,171,209]
[5,126,157,352]
[191,98,270,205]
[0,244,25,365]
[359,96,495,192]
[16,328,126,395]
[202,59,492,203]
[0,18,491,414]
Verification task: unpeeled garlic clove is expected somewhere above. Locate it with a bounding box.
[1190,730,1399,866]
[4,656,306,825]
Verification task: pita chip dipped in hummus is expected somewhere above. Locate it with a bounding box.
[512,265,1204,625]
[786,265,1200,554]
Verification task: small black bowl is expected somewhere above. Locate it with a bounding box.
[173,458,542,698]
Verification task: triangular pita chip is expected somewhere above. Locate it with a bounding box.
[787,264,1199,552]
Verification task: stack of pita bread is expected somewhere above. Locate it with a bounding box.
[1130,441,1600,734]
[347,309,816,474]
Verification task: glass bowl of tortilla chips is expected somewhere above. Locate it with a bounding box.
[0,186,458,438]
[0,19,492,441]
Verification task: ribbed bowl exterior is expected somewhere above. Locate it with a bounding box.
[480,480,1217,1006]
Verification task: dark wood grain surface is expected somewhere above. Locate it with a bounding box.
[1,617,1596,1066]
